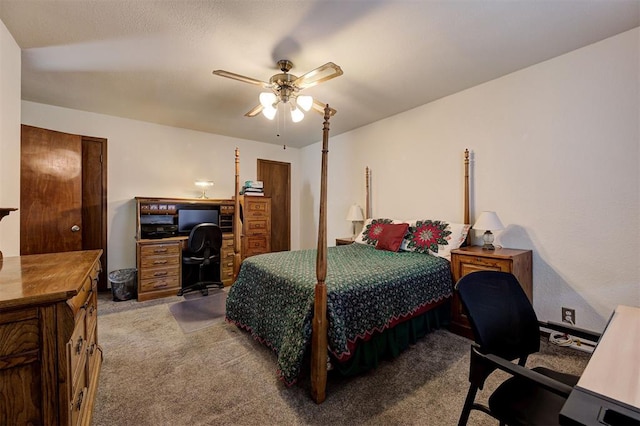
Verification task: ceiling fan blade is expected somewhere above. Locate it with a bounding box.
[245,104,264,117]
[294,62,343,89]
[212,70,271,88]
[311,99,337,116]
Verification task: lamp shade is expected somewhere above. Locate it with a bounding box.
[346,204,364,221]
[473,211,504,231]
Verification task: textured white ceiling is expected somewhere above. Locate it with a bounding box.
[1,0,638,148]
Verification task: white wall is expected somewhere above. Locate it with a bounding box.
[0,19,20,257]
[21,102,302,272]
[301,28,640,331]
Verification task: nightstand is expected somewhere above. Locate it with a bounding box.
[450,246,532,338]
[336,237,354,246]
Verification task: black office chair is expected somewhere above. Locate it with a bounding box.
[178,223,224,297]
[455,271,600,426]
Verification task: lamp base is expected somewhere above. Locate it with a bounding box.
[482,230,496,250]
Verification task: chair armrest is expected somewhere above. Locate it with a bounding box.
[472,346,574,398]
[539,320,601,343]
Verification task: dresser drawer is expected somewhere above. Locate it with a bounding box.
[67,309,87,388]
[245,219,268,234]
[139,265,179,280]
[69,368,88,426]
[140,255,179,270]
[140,276,180,293]
[245,236,267,250]
[140,243,181,257]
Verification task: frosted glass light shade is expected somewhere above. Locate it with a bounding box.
[259,92,277,108]
[296,95,313,111]
[262,105,277,120]
[290,106,304,123]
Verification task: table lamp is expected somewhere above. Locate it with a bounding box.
[473,211,504,250]
[195,180,214,199]
[346,204,364,238]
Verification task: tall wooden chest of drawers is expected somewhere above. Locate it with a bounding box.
[240,196,272,259]
[136,238,182,301]
[0,250,103,426]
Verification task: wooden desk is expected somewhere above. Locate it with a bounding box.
[560,305,640,425]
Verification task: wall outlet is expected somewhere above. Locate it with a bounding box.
[562,307,576,324]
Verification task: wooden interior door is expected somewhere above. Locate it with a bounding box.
[257,159,290,252]
[20,125,108,288]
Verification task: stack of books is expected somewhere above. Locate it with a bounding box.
[240,180,264,196]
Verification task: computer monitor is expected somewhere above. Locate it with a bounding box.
[177,208,219,234]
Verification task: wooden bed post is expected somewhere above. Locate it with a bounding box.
[311,105,332,404]
[365,166,371,220]
[233,147,242,281]
[463,149,470,244]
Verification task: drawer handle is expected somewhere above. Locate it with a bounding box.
[75,389,84,411]
[88,305,96,316]
[226,262,233,267]
[153,260,168,265]
[89,343,96,356]
[154,248,169,253]
[75,336,84,354]
[153,282,168,289]
[153,271,168,277]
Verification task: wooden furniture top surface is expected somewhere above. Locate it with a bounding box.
[576,305,640,409]
[135,196,234,205]
[452,246,531,259]
[0,249,102,310]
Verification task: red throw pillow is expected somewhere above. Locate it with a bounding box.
[375,223,409,252]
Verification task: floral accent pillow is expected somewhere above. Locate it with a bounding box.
[402,220,471,260]
[354,218,394,246]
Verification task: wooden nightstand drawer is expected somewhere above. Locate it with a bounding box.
[139,265,179,280]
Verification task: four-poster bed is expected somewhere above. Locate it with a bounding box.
[228,106,471,403]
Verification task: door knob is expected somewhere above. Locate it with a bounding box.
[71,225,80,232]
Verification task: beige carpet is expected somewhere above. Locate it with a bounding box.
[94,297,589,425]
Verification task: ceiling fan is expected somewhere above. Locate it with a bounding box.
[213,59,343,122]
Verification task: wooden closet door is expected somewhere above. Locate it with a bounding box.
[257,159,290,252]
[21,125,83,254]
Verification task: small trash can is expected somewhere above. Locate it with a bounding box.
[109,268,137,302]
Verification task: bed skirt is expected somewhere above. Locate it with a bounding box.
[330,299,451,377]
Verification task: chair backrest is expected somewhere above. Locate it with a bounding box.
[187,223,222,257]
[456,271,540,361]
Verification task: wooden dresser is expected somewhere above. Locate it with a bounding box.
[450,246,532,338]
[0,250,103,426]
[240,196,272,259]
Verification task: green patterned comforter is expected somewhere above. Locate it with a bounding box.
[225,243,453,385]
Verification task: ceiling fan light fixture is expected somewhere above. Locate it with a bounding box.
[290,105,304,123]
[296,95,313,112]
[259,92,277,108]
[262,105,277,120]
